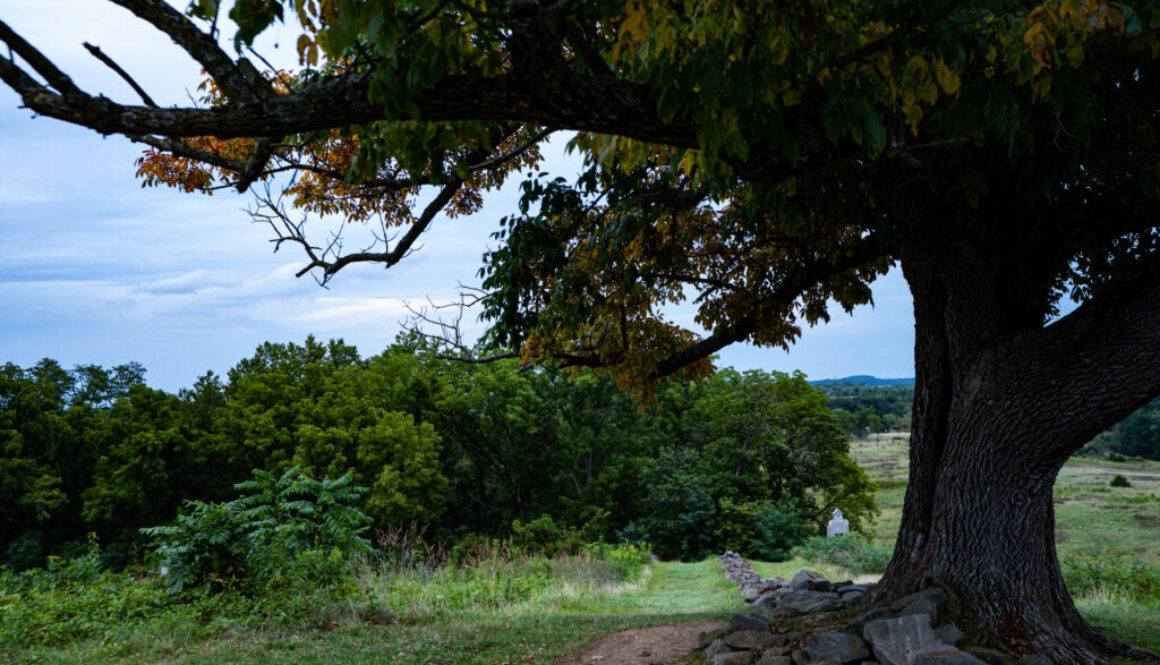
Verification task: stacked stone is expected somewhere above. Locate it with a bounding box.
[755,569,871,616]
[719,551,763,598]
[710,554,1056,665]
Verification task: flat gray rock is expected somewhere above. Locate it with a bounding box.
[863,613,955,665]
[700,626,731,649]
[730,612,772,633]
[756,654,792,665]
[725,630,780,650]
[889,587,948,614]
[914,649,987,665]
[714,651,755,665]
[805,631,871,663]
[778,589,841,614]
[705,638,729,658]
[790,569,826,590]
[1016,655,1054,665]
[935,623,965,647]
[897,595,942,621]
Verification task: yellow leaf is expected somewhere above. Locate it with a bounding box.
[933,59,960,95]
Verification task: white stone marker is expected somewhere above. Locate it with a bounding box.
[827,508,850,537]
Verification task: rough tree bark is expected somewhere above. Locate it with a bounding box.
[868,196,1160,665]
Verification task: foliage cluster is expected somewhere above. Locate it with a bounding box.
[633,369,877,561]
[1,339,877,568]
[0,536,167,648]
[1110,474,1133,488]
[790,534,893,576]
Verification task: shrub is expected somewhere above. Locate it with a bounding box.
[511,514,583,556]
[750,500,812,561]
[141,467,371,593]
[1107,451,1127,463]
[1110,474,1133,488]
[791,535,893,575]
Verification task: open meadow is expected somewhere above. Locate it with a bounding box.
[852,435,1160,657]
[850,435,1160,567]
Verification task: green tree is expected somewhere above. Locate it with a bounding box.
[6,3,1160,660]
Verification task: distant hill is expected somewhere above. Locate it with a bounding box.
[810,375,916,387]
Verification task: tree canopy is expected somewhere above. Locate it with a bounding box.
[4,2,1160,663]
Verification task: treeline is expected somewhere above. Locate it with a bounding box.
[813,383,914,436]
[1081,396,1160,461]
[1,336,876,569]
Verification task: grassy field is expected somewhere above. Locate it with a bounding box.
[6,558,744,665]
[850,435,1160,659]
[850,435,1160,568]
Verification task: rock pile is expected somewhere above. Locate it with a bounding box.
[718,552,868,616]
[710,554,1055,665]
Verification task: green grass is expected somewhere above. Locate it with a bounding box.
[5,559,743,665]
[847,437,1160,662]
[849,437,1160,568]
[749,557,858,583]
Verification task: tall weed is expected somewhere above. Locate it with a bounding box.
[1061,552,1160,603]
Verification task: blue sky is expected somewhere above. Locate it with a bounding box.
[0,1,916,392]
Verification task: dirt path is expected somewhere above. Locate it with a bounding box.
[552,619,726,665]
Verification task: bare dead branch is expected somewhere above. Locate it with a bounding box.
[82,42,157,107]
[402,287,522,365]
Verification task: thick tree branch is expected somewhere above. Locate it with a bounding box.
[0,20,84,98]
[985,254,1160,457]
[108,0,260,102]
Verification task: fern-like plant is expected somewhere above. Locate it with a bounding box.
[141,467,370,593]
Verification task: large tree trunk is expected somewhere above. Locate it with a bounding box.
[868,220,1160,664]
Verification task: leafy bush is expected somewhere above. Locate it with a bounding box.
[750,500,812,561]
[141,467,371,593]
[511,514,584,556]
[791,535,893,575]
[1110,474,1132,488]
[1062,553,1160,603]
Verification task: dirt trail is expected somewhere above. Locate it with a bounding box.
[552,619,726,665]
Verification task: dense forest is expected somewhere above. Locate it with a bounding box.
[0,337,877,570]
[813,382,915,436]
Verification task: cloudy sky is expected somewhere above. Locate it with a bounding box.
[0,1,915,392]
